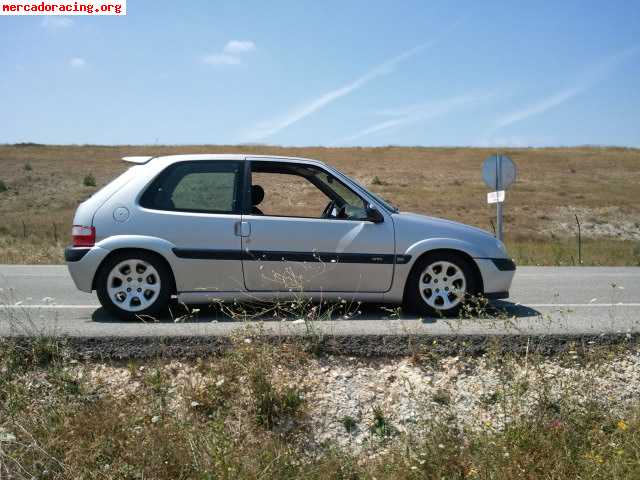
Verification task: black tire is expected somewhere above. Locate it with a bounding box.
[403,251,478,317]
[95,251,173,320]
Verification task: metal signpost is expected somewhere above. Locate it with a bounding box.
[482,154,517,241]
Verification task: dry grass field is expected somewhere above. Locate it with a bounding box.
[2,333,640,479]
[0,144,639,265]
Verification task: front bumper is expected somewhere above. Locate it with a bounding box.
[475,257,516,298]
[488,257,516,271]
[484,291,509,300]
[65,245,110,292]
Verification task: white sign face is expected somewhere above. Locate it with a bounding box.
[487,190,505,204]
[482,155,517,189]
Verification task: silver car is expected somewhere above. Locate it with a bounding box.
[65,154,515,319]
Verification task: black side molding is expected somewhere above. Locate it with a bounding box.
[395,254,412,264]
[172,248,411,265]
[64,247,90,262]
[246,250,397,264]
[172,249,243,260]
[489,258,516,271]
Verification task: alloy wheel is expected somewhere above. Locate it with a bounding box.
[418,260,467,311]
[106,259,161,312]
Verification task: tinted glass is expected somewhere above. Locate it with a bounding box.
[140,161,241,213]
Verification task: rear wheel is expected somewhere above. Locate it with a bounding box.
[96,251,172,320]
[403,252,478,317]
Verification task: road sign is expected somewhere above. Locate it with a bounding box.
[482,154,516,190]
[482,154,517,242]
[487,190,505,204]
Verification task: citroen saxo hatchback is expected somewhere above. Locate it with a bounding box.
[65,154,516,319]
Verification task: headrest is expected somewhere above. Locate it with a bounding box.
[251,185,264,205]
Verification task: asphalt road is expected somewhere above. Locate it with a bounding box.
[0,265,639,337]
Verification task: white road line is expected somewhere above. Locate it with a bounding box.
[516,273,640,277]
[1,274,69,277]
[1,305,99,309]
[1,303,640,310]
[527,303,640,307]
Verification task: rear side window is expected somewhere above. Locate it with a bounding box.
[140,161,242,214]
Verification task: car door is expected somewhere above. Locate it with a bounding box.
[240,159,395,293]
[135,159,245,292]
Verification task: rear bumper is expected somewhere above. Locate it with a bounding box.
[65,245,110,292]
[64,246,91,262]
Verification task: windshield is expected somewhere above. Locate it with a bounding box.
[335,171,399,213]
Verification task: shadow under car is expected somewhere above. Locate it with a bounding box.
[90,300,541,324]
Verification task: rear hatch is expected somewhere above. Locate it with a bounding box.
[72,166,141,228]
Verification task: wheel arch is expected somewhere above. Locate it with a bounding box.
[91,247,177,295]
[401,248,484,303]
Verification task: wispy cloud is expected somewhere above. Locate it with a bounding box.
[336,93,495,145]
[492,87,582,131]
[224,40,255,54]
[490,45,639,133]
[68,57,86,68]
[202,39,256,67]
[241,17,470,142]
[242,41,439,142]
[42,17,73,29]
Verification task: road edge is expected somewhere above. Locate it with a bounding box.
[3,333,639,360]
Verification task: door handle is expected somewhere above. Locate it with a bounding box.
[235,221,251,237]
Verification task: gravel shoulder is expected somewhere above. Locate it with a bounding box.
[38,346,640,452]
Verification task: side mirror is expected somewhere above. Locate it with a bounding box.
[366,206,384,223]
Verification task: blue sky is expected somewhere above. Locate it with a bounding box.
[1,0,639,146]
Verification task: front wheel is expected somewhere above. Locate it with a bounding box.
[403,252,478,317]
[96,251,172,320]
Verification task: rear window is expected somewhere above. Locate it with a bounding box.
[140,161,242,214]
[82,166,137,205]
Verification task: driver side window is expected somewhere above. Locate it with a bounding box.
[250,171,330,218]
[248,162,368,220]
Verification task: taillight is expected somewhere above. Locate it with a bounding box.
[72,225,96,247]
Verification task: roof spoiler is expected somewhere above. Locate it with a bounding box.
[122,156,154,164]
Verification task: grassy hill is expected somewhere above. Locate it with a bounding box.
[0,144,639,265]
